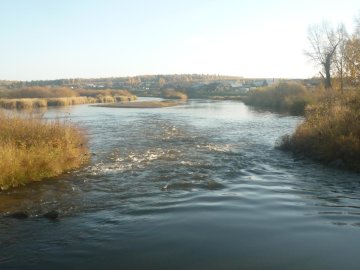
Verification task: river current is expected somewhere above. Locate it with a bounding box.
[1,99,360,269]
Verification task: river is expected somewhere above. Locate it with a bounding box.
[1,99,360,269]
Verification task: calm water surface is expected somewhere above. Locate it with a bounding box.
[1,99,360,270]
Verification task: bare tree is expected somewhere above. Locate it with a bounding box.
[355,11,360,37]
[305,23,345,89]
[333,24,348,92]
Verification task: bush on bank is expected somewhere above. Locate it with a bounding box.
[0,87,137,110]
[279,90,360,170]
[162,89,188,100]
[0,112,89,190]
[243,82,320,115]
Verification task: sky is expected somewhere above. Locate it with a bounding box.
[1,0,359,81]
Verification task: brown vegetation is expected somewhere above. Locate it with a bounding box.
[4,86,79,99]
[280,90,360,170]
[0,112,89,190]
[243,82,321,115]
[76,89,133,97]
[277,15,360,170]
[0,87,137,110]
[162,89,188,100]
[97,100,178,108]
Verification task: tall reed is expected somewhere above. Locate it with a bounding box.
[243,82,320,115]
[0,95,136,110]
[280,90,360,170]
[162,89,188,100]
[0,112,89,190]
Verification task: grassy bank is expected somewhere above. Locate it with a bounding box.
[243,82,320,115]
[0,86,134,99]
[0,112,89,190]
[0,87,137,110]
[96,100,179,108]
[162,89,188,100]
[279,90,360,170]
[3,86,78,99]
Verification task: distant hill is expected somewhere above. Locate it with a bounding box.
[0,74,244,89]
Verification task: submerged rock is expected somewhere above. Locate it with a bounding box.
[43,210,59,220]
[7,211,29,219]
[206,180,225,190]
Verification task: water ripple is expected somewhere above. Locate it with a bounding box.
[2,100,360,269]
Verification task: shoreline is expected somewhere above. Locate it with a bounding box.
[0,95,137,110]
[94,100,181,108]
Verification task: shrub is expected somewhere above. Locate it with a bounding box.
[5,86,79,99]
[0,90,137,110]
[0,99,17,109]
[33,99,48,108]
[243,82,319,115]
[96,95,115,103]
[0,112,89,190]
[47,98,71,106]
[162,89,188,100]
[76,89,133,98]
[279,90,360,170]
[16,99,35,110]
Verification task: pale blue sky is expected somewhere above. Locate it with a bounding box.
[1,0,359,80]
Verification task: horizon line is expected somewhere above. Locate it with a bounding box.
[0,74,314,82]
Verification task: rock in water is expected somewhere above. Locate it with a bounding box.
[7,211,29,219]
[43,210,59,220]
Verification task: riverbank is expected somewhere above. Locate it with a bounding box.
[242,82,320,115]
[0,86,137,110]
[241,82,360,171]
[0,112,89,190]
[279,90,360,171]
[95,100,180,108]
[162,89,188,100]
[0,95,137,110]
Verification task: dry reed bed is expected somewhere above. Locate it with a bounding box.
[0,95,136,110]
[0,112,89,190]
[1,86,134,99]
[280,91,360,170]
[243,82,321,115]
[162,89,188,100]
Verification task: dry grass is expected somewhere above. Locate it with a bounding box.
[46,97,97,106]
[96,95,116,103]
[0,95,136,110]
[3,87,79,99]
[0,112,89,190]
[162,89,188,100]
[0,98,48,109]
[0,87,137,110]
[243,82,321,115]
[97,100,178,108]
[280,90,360,170]
[76,89,133,97]
[0,87,134,100]
[114,95,137,102]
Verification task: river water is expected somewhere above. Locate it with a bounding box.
[1,99,360,269]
